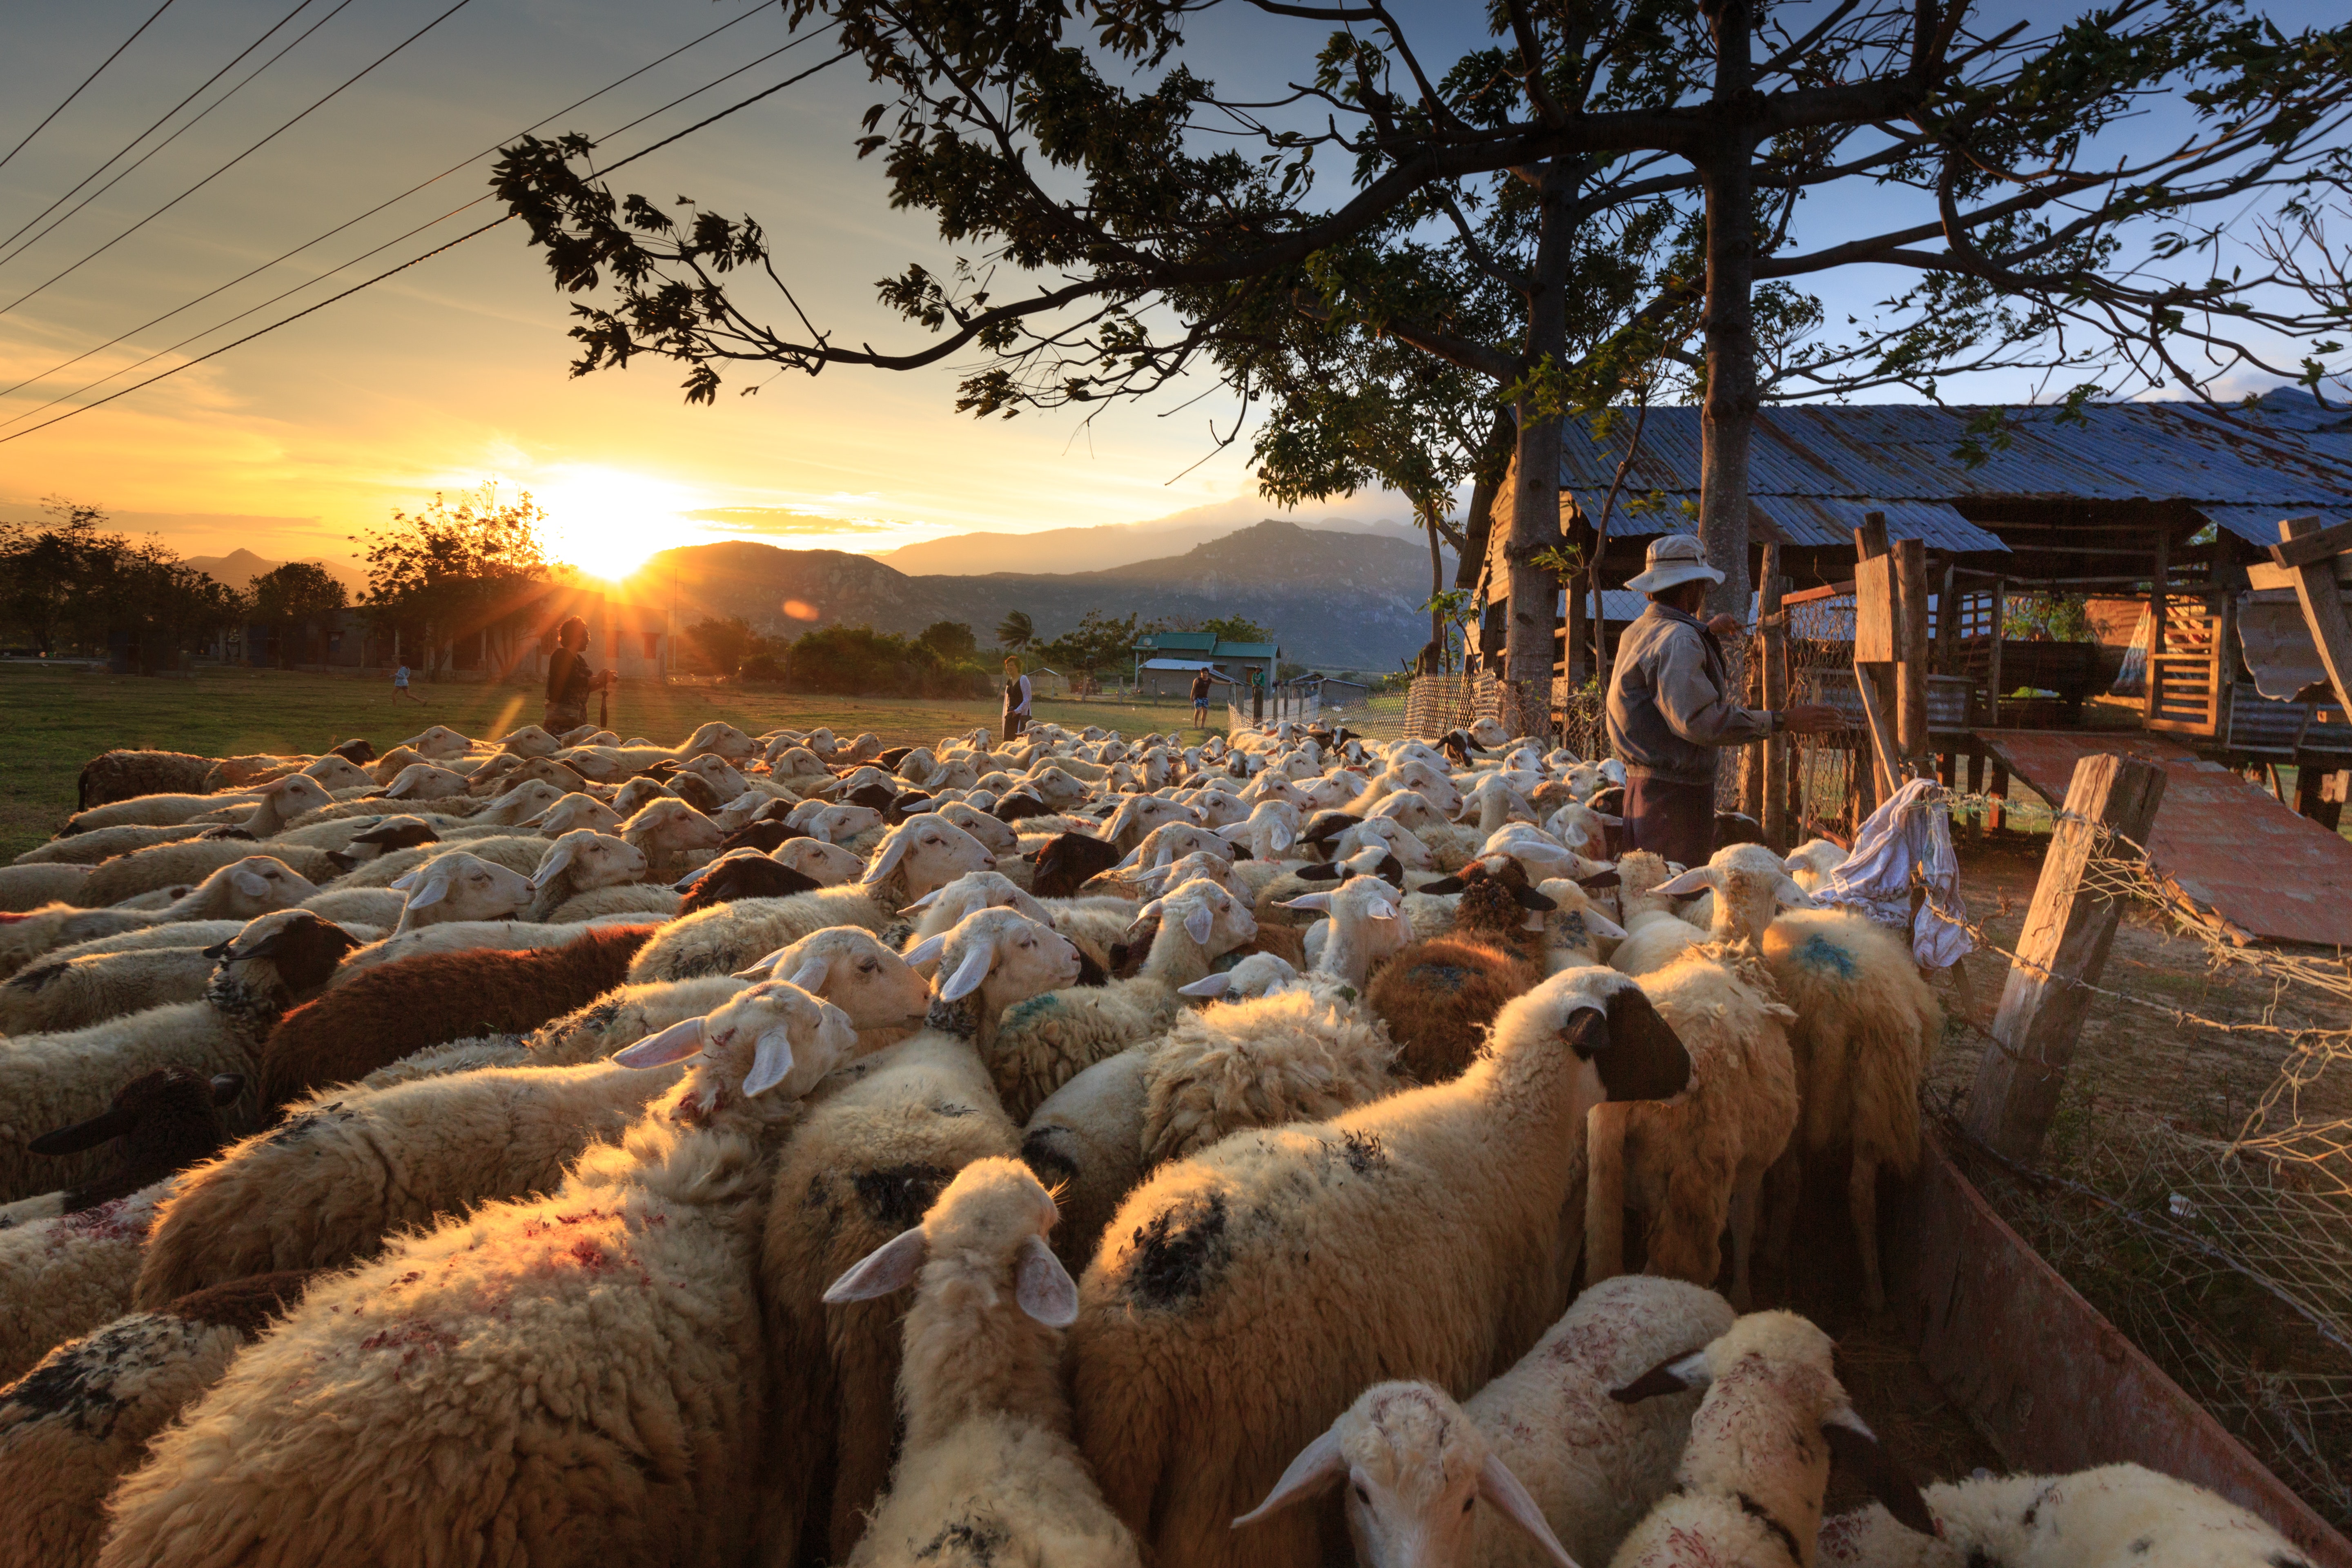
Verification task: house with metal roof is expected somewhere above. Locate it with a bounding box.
[1132,631,1281,694]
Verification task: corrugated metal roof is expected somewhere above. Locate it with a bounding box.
[2193,503,2352,548]
[1558,400,2352,547]
[1569,489,2000,550]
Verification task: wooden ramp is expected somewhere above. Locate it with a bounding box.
[1976,729,2352,948]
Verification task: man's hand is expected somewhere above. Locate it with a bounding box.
[1779,704,1843,735]
[1705,612,1742,637]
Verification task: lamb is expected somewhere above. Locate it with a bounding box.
[523,829,648,919]
[975,877,1255,1121]
[387,850,537,933]
[0,1270,317,1568]
[1815,1463,2315,1568]
[1237,1276,1735,1568]
[822,1158,1140,1568]
[1067,965,1695,1568]
[74,748,218,811]
[1281,874,1414,988]
[254,922,659,1111]
[137,929,926,1307]
[757,906,1077,1564]
[0,911,362,1205]
[1585,926,1800,1310]
[621,796,729,880]
[1606,1311,1932,1568]
[72,838,338,907]
[627,814,997,981]
[96,982,864,1568]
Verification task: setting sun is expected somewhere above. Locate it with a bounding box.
[534,468,706,581]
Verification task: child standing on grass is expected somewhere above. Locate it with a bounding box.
[392,663,422,703]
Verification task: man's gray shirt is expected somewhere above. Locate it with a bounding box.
[1605,603,1772,786]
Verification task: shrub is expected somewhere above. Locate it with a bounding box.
[737,653,787,682]
[786,624,991,699]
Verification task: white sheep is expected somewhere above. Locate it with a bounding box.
[386,850,536,933]
[1783,837,1851,895]
[1069,964,1697,1568]
[1816,1463,2316,1568]
[0,1178,184,1395]
[1608,1311,1934,1568]
[1280,874,1413,988]
[97,982,863,1568]
[620,796,729,879]
[823,1158,1140,1568]
[1238,1275,1736,1568]
[0,921,378,1034]
[0,911,363,1204]
[524,829,648,919]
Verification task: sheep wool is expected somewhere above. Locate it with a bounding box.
[97,984,864,1568]
[827,1158,1138,1568]
[1069,966,1695,1568]
[0,1179,179,1390]
[74,750,219,812]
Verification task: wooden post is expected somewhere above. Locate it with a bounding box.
[1894,536,1930,761]
[1987,578,2006,726]
[1853,517,1900,800]
[1963,753,2169,1164]
[1565,575,1588,686]
[1760,542,1788,849]
[2144,520,2171,722]
[1986,762,2009,831]
[1933,558,1961,676]
[2276,515,2352,715]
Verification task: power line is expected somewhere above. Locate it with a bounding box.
[0,3,781,404]
[0,43,859,448]
[0,0,327,259]
[0,0,184,174]
[0,0,480,319]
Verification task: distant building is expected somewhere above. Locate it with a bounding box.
[1133,631,1281,693]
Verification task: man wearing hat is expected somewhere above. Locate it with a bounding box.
[1606,533,1840,867]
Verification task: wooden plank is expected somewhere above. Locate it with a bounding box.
[1895,537,1930,759]
[1964,753,2169,1164]
[2270,513,2352,569]
[2145,522,2170,723]
[1780,579,1856,607]
[2283,515,2352,717]
[1760,543,1788,849]
[1854,658,1902,802]
[1988,579,2005,726]
[1854,555,1897,663]
[1933,557,1961,676]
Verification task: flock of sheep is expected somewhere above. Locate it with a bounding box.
[0,714,2316,1568]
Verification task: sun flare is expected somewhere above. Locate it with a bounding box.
[535,469,704,580]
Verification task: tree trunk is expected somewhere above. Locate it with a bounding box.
[1501,161,1577,742]
[1696,0,1760,620]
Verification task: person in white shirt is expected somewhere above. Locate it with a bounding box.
[1001,657,1033,741]
[392,662,422,703]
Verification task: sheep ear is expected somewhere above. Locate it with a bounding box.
[784,957,830,993]
[1417,875,1466,895]
[1232,1420,1349,1528]
[743,1027,797,1098]
[209,1073,245,1105]
[1269,822,1294,852]
[1277,892,1331,913]
[1577,869,1621,890]
[1610,1348,1713,1403]
[733,947,786,980]
[1591,813,1624,828]
[1365,896,1401,922]
[900,887,943,913]
[1177,973,1234,998]
[863,831,911,884]
[389,870,419,891]
[232,869,270,898]
[1015,1233,1079,1327]
[532,840,578,890]
[1652,867,1719,898]
[1183,902,1216,944]
[28,1104,143,1156]
[901,933,949,968]
[405,872,451,910]
[1822,1408,1936,1536]
[614,1016,707,1069]
[1586,910,1630,941]
[1124,899,1165,940]
[824,1225,929,1303]
[1774,875,1820,909]
[1514,886,1559,911]
[937,942,995,1002]
[1293,863,1345,883]
[1477,1452,1581,1568]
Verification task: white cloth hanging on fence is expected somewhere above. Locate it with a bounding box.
[1819,777,1974,969]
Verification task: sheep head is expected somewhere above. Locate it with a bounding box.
[1136,877,1256,957]
[525,792,624,837]
[903,909,1080,1029]
[863,814,996,902]
[1176,952,1301,1001]
[822,1156,1076,1331]
[533,830,648,895]
[731,925,929,1034]
[389,851,533,932]
[401,724,476,760]
[621,798,726,863]
[615,980,859,1113]
[196,855,320,920]
[774,837,864,886]
[205,909,363,996]
[1489,967,1692,1109]
[379,763,468,801]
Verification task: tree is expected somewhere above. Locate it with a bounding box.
[0,498,244,669]
[917,620,979,660]
[494,0,2352,735]
[1036,609,1152,681]
[1197,614,1272,646]
[249,562,347,668]
[685,614,754,677]
[994,610,1036,653]
[352,486,572,674]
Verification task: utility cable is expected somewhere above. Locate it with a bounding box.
[0,0,479,319]
[0,4,786,403]
[0,42,858,447]
[0,0,325,258]
[0,0,184,173]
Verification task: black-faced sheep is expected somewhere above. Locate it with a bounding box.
[1068,965,1695,1568]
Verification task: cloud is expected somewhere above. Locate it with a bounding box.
[683,507,916,535]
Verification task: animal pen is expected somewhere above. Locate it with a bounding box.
[1412,391,2352,1557]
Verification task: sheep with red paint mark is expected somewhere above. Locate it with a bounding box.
[98,982,866,1568]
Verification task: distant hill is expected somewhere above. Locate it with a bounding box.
[182,547,367,597]
[640,519,1450,671]
[875,498,1428,576]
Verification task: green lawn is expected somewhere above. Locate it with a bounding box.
[0,664,1229,861]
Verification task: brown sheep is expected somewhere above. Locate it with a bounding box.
[74,751,219,813]
[1362,865,1550,1085]
[256,923,657,1111]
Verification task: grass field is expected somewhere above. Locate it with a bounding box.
[0,664,1231,861]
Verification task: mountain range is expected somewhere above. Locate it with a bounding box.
[874,497,1430,575]
[642,518,1450,671]
[181,548,368,596]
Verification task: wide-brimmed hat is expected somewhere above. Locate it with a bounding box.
[1624,533,1725,594]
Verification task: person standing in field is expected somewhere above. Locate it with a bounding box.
[392,662,422,703]
[1001,657,1032,742]
[1189,667,1214,728]
[543,616,615,734]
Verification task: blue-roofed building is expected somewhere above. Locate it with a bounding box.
[1132,631,1281,695]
